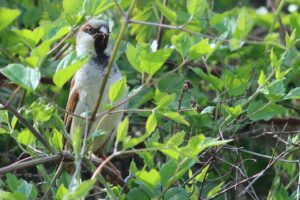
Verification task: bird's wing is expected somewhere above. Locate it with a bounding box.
[64,77,79,132]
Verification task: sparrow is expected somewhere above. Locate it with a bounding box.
[64,19,127,154]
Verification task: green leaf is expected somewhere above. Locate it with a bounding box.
[116,117,129,143]
[163,112,189,126]
[263,80,285,100]
[164,187,189,200]
[223,65,252,96]
[53,52,89,87]
[126,43,173,76]
[63,0,84,14]
[192,68,223,91]
[171,32,193,58]
[146,114,157,135]
[0,64,40,91]
[17,129,36,145]
[189,39,214,59]
[187,0,208,17]
[189,164,210,183]
[13,27,44,48]
[6,173,22,192]
[159,160,177,188]
[136,169,161,190]
[247,101,286,121]
[0,8,21,32]
[224,105,242,118]
[166,131,185,146]
[284,87,300,99]
[52,128,63,151]
[207,182,224,198]
[183,135,232,156]
[126,43,144,73]
[258,70,266,87]
[154,90,176,109]
[55,184,68,200]
[126,188,149,200]
[141,48,173,76]
[65,179,96,200]
[109,76,127,102]
[155,0,177,22]
[16,181,34,198]
[83,0,107,15]
[31,40,52,68]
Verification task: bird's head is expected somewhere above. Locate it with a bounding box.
[76,19,110,57]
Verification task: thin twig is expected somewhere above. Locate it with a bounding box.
[156,0,168,49]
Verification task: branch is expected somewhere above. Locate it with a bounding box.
[156,0,168,49]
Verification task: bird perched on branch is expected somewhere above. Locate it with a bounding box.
[64,19,127,155]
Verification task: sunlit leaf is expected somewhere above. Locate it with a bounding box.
[0,8,21,32]
[0,64,40,91]
[116,117,129,143]
[109,76,127,102]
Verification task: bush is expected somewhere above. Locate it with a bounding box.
[0,0,299,199]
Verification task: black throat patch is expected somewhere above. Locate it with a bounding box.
[94,34,109,59]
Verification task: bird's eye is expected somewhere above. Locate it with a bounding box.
[86,27,94,34]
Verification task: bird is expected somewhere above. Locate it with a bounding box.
[64,19,127,155]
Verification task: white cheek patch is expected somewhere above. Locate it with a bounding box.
[100,26,108,34]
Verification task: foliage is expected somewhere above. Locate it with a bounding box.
[0,0,300,199]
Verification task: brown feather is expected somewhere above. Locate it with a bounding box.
[64,77,79,132]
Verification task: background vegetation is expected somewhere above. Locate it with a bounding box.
[0,0,300,199]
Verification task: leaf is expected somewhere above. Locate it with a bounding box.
[126,43,173,76]
[154,90,176,109]
[52,129,63,151]
[64,179,96,200]
[159,160,177,188]
[263,79,285,100]
[83,0,107,16]
[258,70,266,87]
[164,187,189,200]
[224,105,242,118]
[146,114,157,135]
[166,131,185,146]
[16,181,34,198]
[0,7,21,32]
[141,48,173,76]
[63,0,84,14]
[55,184,68,200]
[116,117,129,143]
[0,64,40,91]
[189,39,214,59]
[247,101,286,121]
[109,76,127,102]
[136,169,161,190]
[233,8,253,39]
[207,182,224,198]
[163,112,189,126]
[171,32,193,58]
[17,129,36,146]
[192,68,223,91]
[193,164,210,182]
[126,188,149,200]
[6,173,22,192]
[53,52,89,87]
[187,0,208,17]
[126,43,144,73]
[155,0,177,22]
[13,27,44,48]
[285,87,300,99]
[183,135,232,156]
